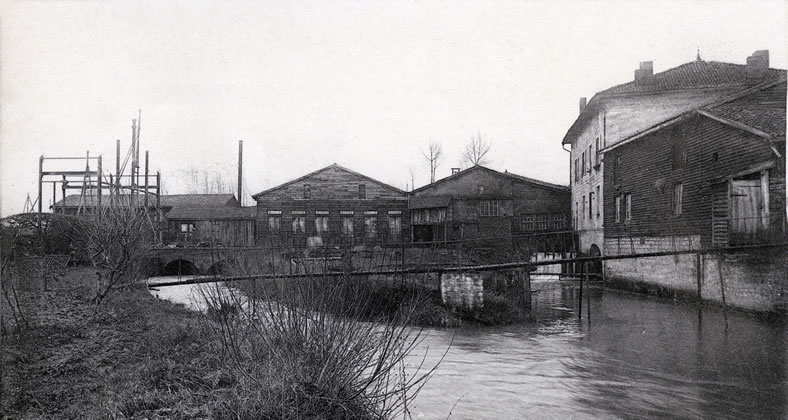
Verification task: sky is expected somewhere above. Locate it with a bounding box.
[1,0,785,216]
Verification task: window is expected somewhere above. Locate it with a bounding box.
[595,185,601,217]
[615,195,621,223]
[268,216,281,232]
[672,183,683,216]
[574,201,579,227]
[587,144,592,173]
[180,223,195,233]
[342,217,354,236]
[588,192,594,219]
[388,216,401,236]
[595,137,601,167]
[551,214,566,230]
[535,214,549,230]
[582,195,586,219]
[574,158,579,182]
[581,151,586,176]
[479,200,500,216]
[292,216,305,233]
[364,216,377,238]
[625,194,632,222]
[358,184,366,199]
[315,216,329,234]
[521,214,535,231]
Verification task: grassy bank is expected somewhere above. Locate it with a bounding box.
[2,266,430,418]
[234,276,529,328]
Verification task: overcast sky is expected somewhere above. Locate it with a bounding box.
[1,0,785,216]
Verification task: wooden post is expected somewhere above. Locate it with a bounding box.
[578,261,584,320]
[61,175,66,214]
[144,151,149,208]
[717,257,727,307]
[38,156,43,214]
[696,252,703,300]
[115,139,121,194]
[97,155,102,209]
[523,268,532,311]
[52,183,56,213]
[237,140,243,207]
[586,261,591,322]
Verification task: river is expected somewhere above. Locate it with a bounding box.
[149,276,787,419]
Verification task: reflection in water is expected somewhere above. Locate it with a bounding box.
[149,276,786,419]
[408,279,786,419]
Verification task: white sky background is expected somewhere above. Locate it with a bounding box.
[0,0,785,215]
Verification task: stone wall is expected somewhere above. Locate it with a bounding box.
[440,272,484,310]
[603,235,787,312]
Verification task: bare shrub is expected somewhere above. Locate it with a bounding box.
[70,205,154,306]
[197,270,442,418]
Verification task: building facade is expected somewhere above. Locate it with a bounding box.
[408,166,570,247]
[252,164,409,248]
[164,206,256,247]
[562,50,783,259]
[599,72,786,312]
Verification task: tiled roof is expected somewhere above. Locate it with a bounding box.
[165,206,256,220]
[599,61,785,95]
[704,105,786,137]
[159,194,236,208]
[53,193,237,208]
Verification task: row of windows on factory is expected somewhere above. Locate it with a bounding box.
[520,214,566,231]
[574,137,602,183]
[266,210,402,237]
[575,185,602,227]
[609,183,683,224]
[302,184,366,199]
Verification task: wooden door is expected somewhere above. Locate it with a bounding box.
[729,180,763,236]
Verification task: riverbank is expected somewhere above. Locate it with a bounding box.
[2,266,435,418]
[2,266,230,418]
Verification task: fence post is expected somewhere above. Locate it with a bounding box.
[696,252,703,300]
[523,268,532,311]
[578,261,584,320]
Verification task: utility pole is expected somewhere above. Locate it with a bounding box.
[116,139,121,194]
[144,151,149,208]
[38,156,43,214]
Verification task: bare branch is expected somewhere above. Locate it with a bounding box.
[422,141,444,183]
[462,132,492,167]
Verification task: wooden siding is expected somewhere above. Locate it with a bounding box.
[603,113,785,248]
[256,199,409,247]
[258,166,404,201]
[167,219,255,247]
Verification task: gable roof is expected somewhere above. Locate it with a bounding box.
[599,61,785,95]
[411,165,569,194]
[599,76,787,154]
[165,206,256,220]
[251,163,405,198]
[562,60,787,145]
[53,193,237,209]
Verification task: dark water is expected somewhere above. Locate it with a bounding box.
[149,277,787,419]
[408,279,787,419]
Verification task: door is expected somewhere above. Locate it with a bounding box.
[729,179,764,238]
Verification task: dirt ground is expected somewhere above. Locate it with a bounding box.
[1,266,227,419]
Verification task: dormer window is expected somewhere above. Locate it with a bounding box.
[304,184,311,199]
[358,184,366,199]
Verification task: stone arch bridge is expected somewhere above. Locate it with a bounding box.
[146,247,263,276]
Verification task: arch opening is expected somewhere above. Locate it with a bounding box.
[588,244,602,278]
[162,259,199,276]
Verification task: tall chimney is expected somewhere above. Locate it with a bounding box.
[237,140,243,207]
[579,97,587,115]
[746,50,769,81]
[634,61,654,84]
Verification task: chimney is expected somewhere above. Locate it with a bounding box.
[634,61,654,84]
[746,50,769,81]
[451,168,460,175]
[579,97,587,115]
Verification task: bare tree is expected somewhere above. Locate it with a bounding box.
[422,141,444,183]
[71,204,154,306]
[463,132,492,167]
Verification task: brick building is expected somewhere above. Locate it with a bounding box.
[561,50,785,260]
[252,164,408,248]
[408,165,570,246]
